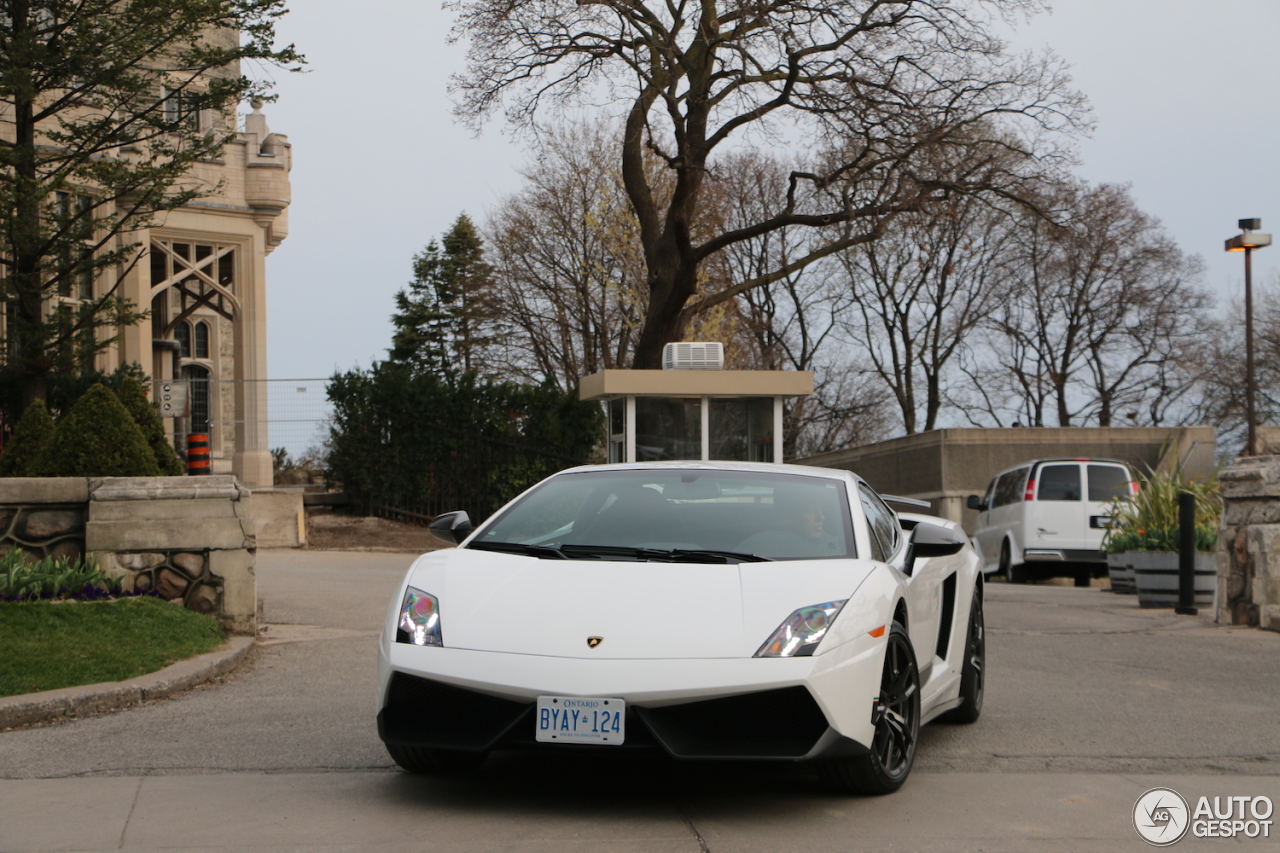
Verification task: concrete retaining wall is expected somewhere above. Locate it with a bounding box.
[0,476,256,634]
[250,488,306,548]
[797,426,1217,531]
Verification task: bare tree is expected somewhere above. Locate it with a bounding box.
[1190,280,1280,451]
[836,193,1016,433]
[485,121,732,389]
[959,181,1212,428]
[451,0,1087,368]
[715,151,891,454]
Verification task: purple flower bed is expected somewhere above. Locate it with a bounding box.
[1,584,163,603]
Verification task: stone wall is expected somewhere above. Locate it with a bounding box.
[1218,456,1280,632]
[0,476,256,634]
[0,479,89,560]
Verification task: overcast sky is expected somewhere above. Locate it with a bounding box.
[260,0,1280,380]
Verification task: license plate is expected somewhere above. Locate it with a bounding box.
[535,696,625,745]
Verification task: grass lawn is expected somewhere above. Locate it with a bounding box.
[0,597,226,698]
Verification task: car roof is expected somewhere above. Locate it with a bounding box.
[554,460,856,482]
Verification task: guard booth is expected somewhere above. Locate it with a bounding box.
[578,344,813,464]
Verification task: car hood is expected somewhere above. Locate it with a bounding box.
[402,547,879,659]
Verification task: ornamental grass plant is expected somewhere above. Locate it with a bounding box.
[1104,462,1221,554]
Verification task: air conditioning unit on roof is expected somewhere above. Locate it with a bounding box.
[662,342,724,370]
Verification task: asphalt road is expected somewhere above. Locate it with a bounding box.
[2,550,1278,852]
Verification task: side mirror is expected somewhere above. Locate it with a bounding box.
[902,521,966,576]
[966,494,985,511]
[428,510,473,545]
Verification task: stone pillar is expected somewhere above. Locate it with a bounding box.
[231,225,273,488]
[85,476,258,634]
[116,245,153,379]
[1218,456,1280,631]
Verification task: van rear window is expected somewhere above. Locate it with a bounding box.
[1037,464,1081,501]
[1088,465,1130,501]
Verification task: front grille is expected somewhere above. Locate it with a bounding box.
[379,672,531,750]
[636,686,830,758]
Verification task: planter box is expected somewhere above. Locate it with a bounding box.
[1132,551,1215,609]
[1107,552,1136,594]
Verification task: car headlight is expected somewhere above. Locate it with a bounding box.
[396,587,442,646]
[755,600,846,657]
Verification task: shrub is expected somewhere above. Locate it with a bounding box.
[115,376,184,475]
[0,399,56,477]
[32,383,160,477]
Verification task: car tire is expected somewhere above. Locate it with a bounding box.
[1002,542,1026,584]
[820,621,920,796]
[1073,565,1091,587]
[386,743,488,775]
[941,585,984,724]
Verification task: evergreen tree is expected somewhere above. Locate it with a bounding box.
[0,399,55,476]
[115,377,184,476]
[0,1,302,406]
[390,214,500,377]
[32,384,159,477]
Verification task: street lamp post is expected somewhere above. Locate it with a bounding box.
[1226,219,1272,457]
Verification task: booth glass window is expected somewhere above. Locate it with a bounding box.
[635,397,701,460]
[709,397,774,462]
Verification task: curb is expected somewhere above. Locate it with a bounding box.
[0,636,255,730]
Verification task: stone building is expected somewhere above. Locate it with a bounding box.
[128,104,292,488]
[1,22,292,488]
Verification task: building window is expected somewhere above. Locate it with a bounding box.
[182,364,211,434]
[193,320,209,359]
[53,192,95,300]
[174,322,191,358]
[150,239,237,352]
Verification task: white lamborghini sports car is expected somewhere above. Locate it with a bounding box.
[376,461,985,795]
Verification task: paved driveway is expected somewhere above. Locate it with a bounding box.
[2,550,1278,851]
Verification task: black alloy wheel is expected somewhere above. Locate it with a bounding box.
[820,621,920,795]
[942,584,985,724]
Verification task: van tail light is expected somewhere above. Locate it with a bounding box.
[1130,481,1140,495]
[1024,479,1036,501]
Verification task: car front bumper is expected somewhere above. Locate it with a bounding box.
[378,637,885,761]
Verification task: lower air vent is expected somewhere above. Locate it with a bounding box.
[637,686,830,758]
[379,673,530,750]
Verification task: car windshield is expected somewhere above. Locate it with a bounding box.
[471,469,858,561]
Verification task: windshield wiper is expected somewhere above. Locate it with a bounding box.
[467,541,576,560]
[468,542,770,563]
[559,545,771,563]
[665,549,773,563]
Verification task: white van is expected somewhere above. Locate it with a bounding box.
[967,458,1136,585]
